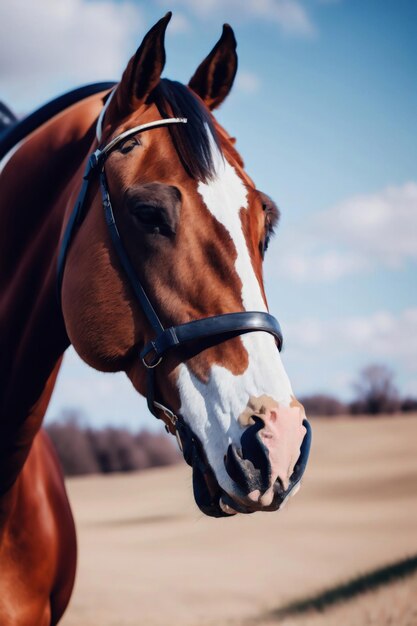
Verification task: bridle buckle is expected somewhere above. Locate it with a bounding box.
[141,343,163,369]
[153,401,178,426]
[153,401,183,451]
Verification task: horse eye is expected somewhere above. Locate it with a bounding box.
[119,136,141,154]
[132,204,175,237]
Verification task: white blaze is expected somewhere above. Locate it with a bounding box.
[177,142,293,495]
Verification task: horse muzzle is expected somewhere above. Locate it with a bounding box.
[189,418,312,518]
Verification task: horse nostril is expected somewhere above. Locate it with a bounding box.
[224,444,258,493]
[224,419,273,495]
[241,419,271,487]
[274,476,286,494]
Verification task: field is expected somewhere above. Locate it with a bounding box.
[61,415,417,626]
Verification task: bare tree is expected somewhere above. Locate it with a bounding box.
[299,394,347,416]
[351,364,400,415]
[401,397,417,412]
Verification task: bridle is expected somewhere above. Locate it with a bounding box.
[57,115,284,429]
[57,110,311,502]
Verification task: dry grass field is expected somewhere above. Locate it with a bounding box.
[61,415,417,626]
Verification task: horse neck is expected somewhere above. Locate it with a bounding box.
[0,94,103,492]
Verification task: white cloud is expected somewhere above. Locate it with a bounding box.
[280,250,369,281]
[158,0,315,37]
[319,182,417,266]
[235,70,261,94]
[248,0,315,36]
[286,308,417,368]
[274,182,417,282]
[0,0,143,109]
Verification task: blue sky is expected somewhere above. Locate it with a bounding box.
[1,0,416,429]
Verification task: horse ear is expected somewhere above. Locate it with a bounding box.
[188,24,237,110]
[115,13,171,114]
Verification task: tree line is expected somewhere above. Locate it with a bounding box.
[46,413,180,477]
[300,364,417,416]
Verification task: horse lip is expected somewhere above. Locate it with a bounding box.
[286,418,312,489]
[220,492,256,514]
[219,498,238,516]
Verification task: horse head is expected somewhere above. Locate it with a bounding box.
[61,13,311,517]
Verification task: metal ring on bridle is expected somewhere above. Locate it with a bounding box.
[141,353,163,369]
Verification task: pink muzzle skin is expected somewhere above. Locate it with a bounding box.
[238,398,307,507]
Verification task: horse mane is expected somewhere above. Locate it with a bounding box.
[150,79,221,183]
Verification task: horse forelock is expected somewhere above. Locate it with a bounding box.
[150,79,222,183]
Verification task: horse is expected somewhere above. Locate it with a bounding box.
[0,13,311,624]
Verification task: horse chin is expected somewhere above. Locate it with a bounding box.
[191,459,302,518]
[191,460,276,518]
[191,461,231,518]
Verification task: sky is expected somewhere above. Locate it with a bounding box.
[1,0,416,430]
